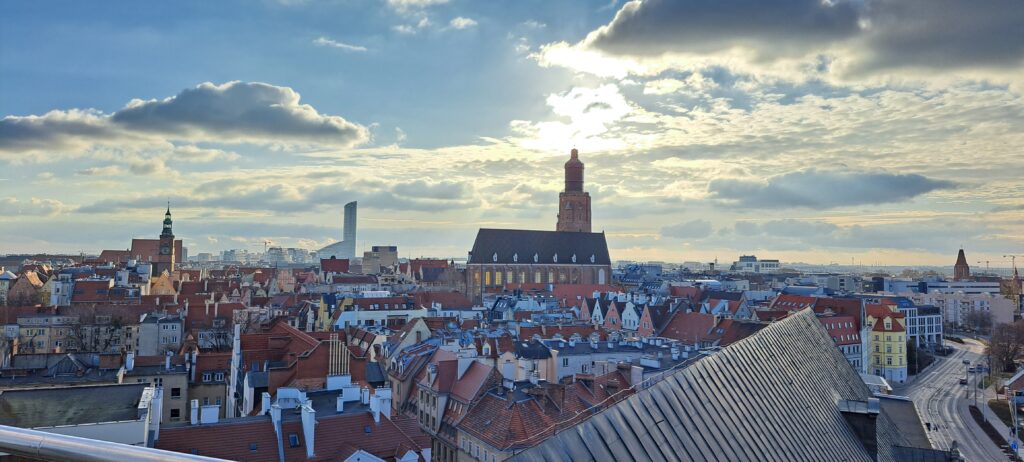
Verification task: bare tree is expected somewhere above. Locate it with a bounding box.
[988,321,1024,373]
[963,309,994,334]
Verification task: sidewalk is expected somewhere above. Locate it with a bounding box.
[973,384,1021,458]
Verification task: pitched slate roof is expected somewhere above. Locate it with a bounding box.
[510,308,926,462]
[0,383,149,428]
[468,229,610,265]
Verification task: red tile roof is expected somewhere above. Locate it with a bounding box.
[450,361,495,403]
[818,315,860,346]
[156,413,428,461]
[414,291,473,310]
[320,258,350,273]
[769,294,818,311]
[659,311,718,345]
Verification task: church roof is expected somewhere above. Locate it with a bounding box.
[955,248,968,266]
[468,229,610,265]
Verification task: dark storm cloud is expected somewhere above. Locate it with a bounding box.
[855,0,1024,73]
[587,0,862,58]
[586,0,1024,73]
[707,169,956,209]
[0,81,369,155]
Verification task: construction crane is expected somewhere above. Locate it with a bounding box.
[977,261,991,274]
[1007,255,1021,273]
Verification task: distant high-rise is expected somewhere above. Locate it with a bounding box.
[318,201,358,260]
[343,201,357,257]
[954,248,971,281]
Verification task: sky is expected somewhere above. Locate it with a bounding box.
[1,0,1023,267]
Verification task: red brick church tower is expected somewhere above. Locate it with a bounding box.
[556,148,592,232]
[953,248,970,281]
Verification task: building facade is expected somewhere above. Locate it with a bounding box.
[465,229,612,303]
[865,305,907,383]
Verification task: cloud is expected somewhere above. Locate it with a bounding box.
[707,169,956,209]
[661,219,712,239]
[76,165,125,176]
[848,0,1024,75]
[312,36,368,52]
[386,0,448,12]
[586,0,861,59]
[0,81,369,157]
[393,16,432,34]
[172,145,240,163]
[731,217,997,254]
[0,197,70,216]
[77,176,479,215]
[449,17,478,30]
[570,0,1024,79]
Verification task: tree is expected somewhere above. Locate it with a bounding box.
[988,321,1024,373]
[963,309,993,335]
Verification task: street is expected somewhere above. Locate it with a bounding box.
[893,339,1015,461]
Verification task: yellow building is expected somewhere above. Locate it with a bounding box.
[866,304,907,383]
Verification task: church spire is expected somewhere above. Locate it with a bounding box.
[162,203,174,237]
[953,248,970,281]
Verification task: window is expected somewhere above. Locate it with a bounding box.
[875,357,881,365]
[249,443,258,452]
[203,397,210,405]
[170,409,181,421]
[215,372,225,382]
[216,397,222,405]
[202,373,212,382]
[171,387,181,398]
[153,378,163,387]
[288,434,300,447]
[562,358,569,367]
[886,357,892,366]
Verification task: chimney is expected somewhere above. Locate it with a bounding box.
[165,351,172,370]
[839,398,880,461]
[126,352,135,372]
[190,399,199,425]
[148,387,163,441]
[457,357,473,380]
[301,400,316,459]
[336,395,345,413]
[360,387,370,405]
[370,394,381,423]
[261,392,272,415]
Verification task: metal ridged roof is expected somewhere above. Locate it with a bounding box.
[510,308,922,462]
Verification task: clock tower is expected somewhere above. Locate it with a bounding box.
[154,204,176,275]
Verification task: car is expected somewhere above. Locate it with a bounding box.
[968,366,977,373]
[960,378,969,385]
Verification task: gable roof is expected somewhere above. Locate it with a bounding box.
[658,311,717,345]
[510,309,927,462]
[468,229,610,265]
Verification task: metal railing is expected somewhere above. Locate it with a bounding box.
[0,425,228,462]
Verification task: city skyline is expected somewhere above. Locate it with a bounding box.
[2,0,1023,266]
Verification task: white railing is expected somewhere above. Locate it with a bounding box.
[0,425,227,462]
